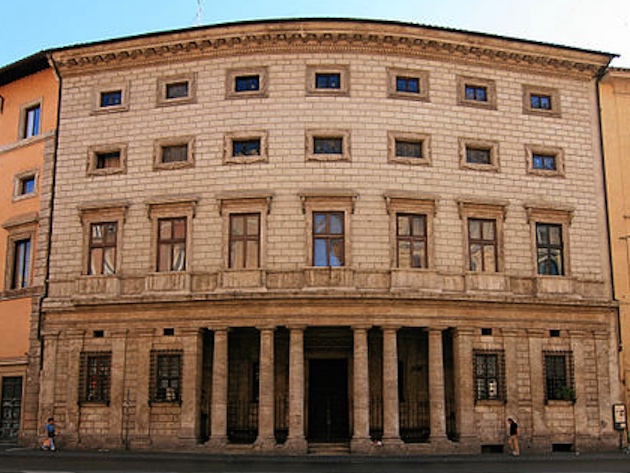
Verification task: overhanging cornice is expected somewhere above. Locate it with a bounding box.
[51,19,613,79]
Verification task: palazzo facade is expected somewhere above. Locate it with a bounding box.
[27,19,621,454]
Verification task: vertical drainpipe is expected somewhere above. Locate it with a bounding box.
[38,51,63,368]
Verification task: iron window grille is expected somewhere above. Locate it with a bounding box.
[543,351,575,402]
[150,350,183,403]
[79,352,112,404]
[473,350,506,402]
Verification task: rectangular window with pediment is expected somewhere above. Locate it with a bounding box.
[313,212,345,267]
[229,213,260,269]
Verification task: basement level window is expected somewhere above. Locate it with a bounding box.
[93,330,104,338]
[481,328,492,336]
[550,329,561,337]
[163,328,175,336]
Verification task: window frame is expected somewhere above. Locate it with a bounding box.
[79,204,127,277]
[92,83,129,114]
[88,222,118,276]
[153,136,195,171]
[12,169,39,201]
[457,76,497,110]
[385,193,436,271]
[147,198,197,275]
[387,67,430,101]
[87,143,127,176]
[459,138,500,172]
[150,350,183,404]
[525,144,565,177]
[157,73,196,107]
[306,65,350,97]
[2,213,37,293]
[536,222,565,276]
[79,351,112,405]
[305,129,351,162]
[300,192,356,268]
[218,192,271,271]
[388,131,431,166]
[543,351,575,403]
[523,84,561,117]
[228,213,261,270]
[223,131,268,165]
[473,350,506,403]
[458,200,506,274]
[225,66,268,100]
[395,213,428,269]
[18,100,42,140]
[525,205,572,278]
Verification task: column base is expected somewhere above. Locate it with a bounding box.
[254,436,277,450]
[381,436,406,453]
[283,437,308,454]
[351,437,372,453]
[205,436,228,450]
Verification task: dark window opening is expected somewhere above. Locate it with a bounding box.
[18,176,35,195]
[536,223,564,276]
[313,137,343,154]
[232,139,261,157]
[166,82,189,99]
[396,76,420,93]
[465,85,487,102]
[93,330,104,338]
[235,75,260,92]
[395,140,423,159]
[313,212,344,267]
[163,328,175,336]
[100,91,122,107]
[151,352,182,403]
[544,352,574,402]
[161,144,188,163]
[96,151,121,169]
[11,239,31,289]
[315,73,341,89]
[474,351,505,401]
[466,147,491,165]
[533,153,557,171]
[531,94,552,110]
[481,328,492,336]
[80,352,111,404]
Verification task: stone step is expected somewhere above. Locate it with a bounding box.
[308,442,351,455]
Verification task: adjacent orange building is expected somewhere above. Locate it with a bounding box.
[601,68,630,407]
[0,53,58,442]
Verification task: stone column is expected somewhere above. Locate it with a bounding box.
[527,329,548,450]
[109,330,128,447]
[382,326,403,448]
[285,326,307,453]
[569,330,589,448]
[132,328,154,448]
[38,331,59,442]
[351,325,371,452]
[208,328,228,447]
[427,327,448,443]
[453,327,476,449]
[65,329,85,446]
[255,326,276,449]
[179,328,203,445]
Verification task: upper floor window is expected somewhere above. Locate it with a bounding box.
[100,90,122,108]
[79,352,111,404]
[526,145,564,177]
[523,85,561,117]
[306,65,349,96]
[93,84,129,113]
[157,74,196,106]
[13,170,38,201]
[158,217,187,272]
[154,137,194,170]
[396,214,427,268]
[23,104,41,138]
[388,132,431,166]
[224,131,268,165]
[89,222,117,276]
[306,130,351,162]
[536,223,564,276]
[226,67,268,99]
[460,138,499,171]
[313,212,345,267]
[457,76,497,109]
[387,68,430,101]
[150,351,182,403]
[229,213,260,269]
[468,218,497,272]
[544,351,575,402]
[87,144,127,176]
[11,238,31,289]
[474,351,505,402]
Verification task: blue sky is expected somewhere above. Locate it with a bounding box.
[1,0,629,68]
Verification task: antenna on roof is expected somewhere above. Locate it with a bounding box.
[195,0,203,26]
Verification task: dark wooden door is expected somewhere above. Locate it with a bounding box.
[308,359,349,442]
[1,377,22,441]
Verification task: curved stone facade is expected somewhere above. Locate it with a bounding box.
[35,19,619,454]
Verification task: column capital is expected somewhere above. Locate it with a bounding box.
[287,325,307,332]
[256,325,276,332]
[426,325,449,333]
[209,326,230,333]
[352,324,371,332]
[381,325,400,333]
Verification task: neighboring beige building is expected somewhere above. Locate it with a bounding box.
[33,19,619,454]
[0,54,58,443]
[601,69,630,409]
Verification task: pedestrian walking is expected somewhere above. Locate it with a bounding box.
[507,417,519,456]
[43,417,56,451]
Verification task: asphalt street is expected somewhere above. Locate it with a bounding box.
[1,448,630,473]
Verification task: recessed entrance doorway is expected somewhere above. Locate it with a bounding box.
[307,359,349,442]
